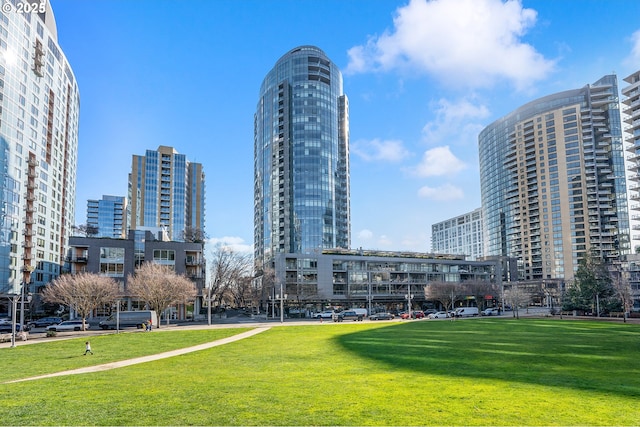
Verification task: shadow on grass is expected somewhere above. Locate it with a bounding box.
[335,318,640,397]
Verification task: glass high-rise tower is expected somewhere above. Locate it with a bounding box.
[86,195,129,239]
[0,4,79,296]
[128,146,205,242]
[478,74,630,281]
[254,46,350,270]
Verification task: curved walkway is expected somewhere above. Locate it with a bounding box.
[5,327,270,384]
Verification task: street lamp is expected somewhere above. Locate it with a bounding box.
[9,286,31,348]
[205,286,213,326]
[269,283,287,323]
[405,285,414,319]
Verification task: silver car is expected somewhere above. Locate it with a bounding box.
[46,320,89,332]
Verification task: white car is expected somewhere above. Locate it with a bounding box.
[482,308,500,316]
[428,311,449,319]
[46,320,89,332]
[315,310,336,319]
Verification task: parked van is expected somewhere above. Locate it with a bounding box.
[99,310,158,330]
[455,307,479,317]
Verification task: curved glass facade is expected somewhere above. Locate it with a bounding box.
[479,75,629,281]
[254,46,350,269]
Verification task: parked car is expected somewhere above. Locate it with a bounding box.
[334,310,364,322]
[482,308,500,316]
[369,312,394,320]
[46,320,88,332]
[314,310,336,319]
[28,316,63,329]
[400,311,424,319]
[0,323,26,333]
[428,311,449,319]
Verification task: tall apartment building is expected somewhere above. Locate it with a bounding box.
[128,146,205,242]
[431,208,484,260]
[86,195,128,239]
[0,4,79,296]
[622,69,640,310]
[478,74,630,281]
[254,46,350,271]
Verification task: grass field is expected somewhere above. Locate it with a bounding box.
[0,318,639,426]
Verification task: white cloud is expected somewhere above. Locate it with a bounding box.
[626,29,640,65]
[346,0,555,90]
[422,98,490,146]
[351,138,411,162]
[411,146,466,177]
[358,229,374,240]
[417,183,464,200]
[207,236,253,254]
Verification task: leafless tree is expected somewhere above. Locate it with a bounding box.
[504,284,531,319]
[71,224,99,237]
[180,226,208,243]
[127,262,197,327]
[610,268,632,323]
[425,281,463,315]
[209,244,253,312]
[463,280,499,309]
[42,272,120,330]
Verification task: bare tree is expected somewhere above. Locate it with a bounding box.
[504,284,531,319]
[463,280,499,310]
[610,268,632,323]
[127,262,197,327]
[42,272,120,330]
[72,224,99,237]
[180,226,208,243]
[209,244,253,312]
[425,281,463,315]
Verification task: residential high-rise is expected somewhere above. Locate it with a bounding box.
[86,195,129,239]
[431,208,484,260]
[478,74,630,281]
[254,46,350,270]
[128,146,205,242]
[0,4,79,296]
[622,70,640,249]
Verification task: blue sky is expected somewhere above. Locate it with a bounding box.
[51,0,640,254]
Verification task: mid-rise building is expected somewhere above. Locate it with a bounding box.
[66,230,206,319]
[478,74,630,281]
[431,208,484,260]
[269,249,504,315]
[128,145,205,242]
[0,4,79,298]
[86,195,128,239]
[254,46,350,271]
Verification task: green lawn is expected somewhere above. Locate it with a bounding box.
[1,319,639,426]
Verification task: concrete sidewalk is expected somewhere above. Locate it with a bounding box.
[4,327,270,384]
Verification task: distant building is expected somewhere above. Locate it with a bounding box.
[254,46,350,271]
[0,4,80,298]
[66,230,206,320]
[479,74,630,281]
[268,249,504,315]
[431,208,484,260]
[86,195,128,239]
[128,145,205,242]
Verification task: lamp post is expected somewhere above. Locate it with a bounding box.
[405,285,414,319]
[205,286,212,326]
[9,293,19,348]
[276,282,287,323]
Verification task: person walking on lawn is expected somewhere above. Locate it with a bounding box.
[83,341,93,355]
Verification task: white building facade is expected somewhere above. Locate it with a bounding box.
[431,208,484,261]
[0,3,79,297]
